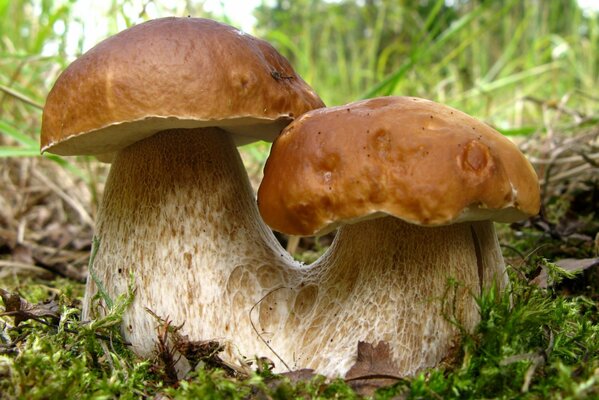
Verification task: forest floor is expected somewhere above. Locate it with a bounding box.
[0,127,598,399]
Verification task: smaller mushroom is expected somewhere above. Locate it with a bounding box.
[256,96,540,376]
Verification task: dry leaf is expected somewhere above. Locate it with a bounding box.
[0,288,59,326]
[344,341,403,396]
[532,258,599,288]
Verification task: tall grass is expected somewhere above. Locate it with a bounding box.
[255,0,599,133]
[1,0,598,165]
[0,0,72,161]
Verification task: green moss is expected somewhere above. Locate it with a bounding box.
[373,272,599,399]
[1,258,598,399]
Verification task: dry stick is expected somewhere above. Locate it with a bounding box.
[538,138,580,202]
[30,168,94,227]
[0,260,52,279]
[522,329,555,393]
[0,260,48,272]
[541,163,596,185]
[249,286,292,372]
[523,96,586,120]
[581,151,599,167]
[530,152,599,165]
[22,240,90,282]
[522,244,552,263]
[545,130,593,158]
[499,329,555,393]
[500,243,527,262]
[99,341,115,371]
[506,243,552,284]
[34,259,87,283]
[561,130,599,147]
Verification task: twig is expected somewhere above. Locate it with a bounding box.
[31,169,94,226]
[522,329,554,392]
[540,163,596,185]
[0,260,53,279]
[499,328,555,393]
[500,243,526,261]
[34,259,87,283]
[529,152,599,165]
[524,95,585,120]
[522,244,552,263]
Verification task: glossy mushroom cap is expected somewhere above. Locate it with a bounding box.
[258,96,540,236]
[41,17,324,160]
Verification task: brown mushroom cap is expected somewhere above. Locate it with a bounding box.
[41,17,324,160]
[258,96,540,236]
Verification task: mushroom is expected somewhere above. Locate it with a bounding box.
[256,96,540,376]
[40,17,323,362]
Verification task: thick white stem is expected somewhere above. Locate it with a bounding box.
[82,128,295,361]
[261,218,506,376]
[82,128,506,377]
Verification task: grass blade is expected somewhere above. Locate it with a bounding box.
[0,120,38,147]
[0,146,39,157]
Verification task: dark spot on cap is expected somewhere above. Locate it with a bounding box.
[462,140,491,172]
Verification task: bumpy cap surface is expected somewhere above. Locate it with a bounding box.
[41,17,323,160]
[258,96,540,235]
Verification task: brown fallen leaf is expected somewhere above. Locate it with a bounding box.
[556,258,599,272]
[0,288,59,326]
[344,341,404,396]
[531,258,599,288]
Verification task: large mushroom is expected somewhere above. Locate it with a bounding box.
[256,96,540,376]
[40,17,323,362]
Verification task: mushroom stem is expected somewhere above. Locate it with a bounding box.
[81,129,507,377]
[263,217,507,376]
[82,127,295,359]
